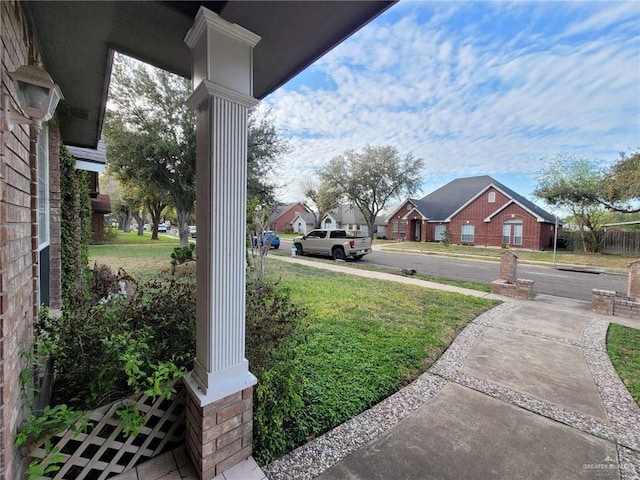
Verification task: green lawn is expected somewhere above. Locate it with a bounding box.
[265,260,499,440]
[102,229,180,244]
[271,249,490,292]
[607,323,640,406]
[89,230,200,276]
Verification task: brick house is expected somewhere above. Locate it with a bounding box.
[269,202,312,233]
[67,139,111,243]
[386,176,560,250]
[1,1,392,478]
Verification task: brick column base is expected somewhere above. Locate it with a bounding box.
[490,278,534,300]
[186,386,254,479]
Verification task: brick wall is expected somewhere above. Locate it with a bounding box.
[387,190,555,250]
[186,387,254,478]
[48,127,61,310]
[1,2,61,477]
[592,289,640,320]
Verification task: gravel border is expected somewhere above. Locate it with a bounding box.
[582,318,640,452]
[264,301,640,479]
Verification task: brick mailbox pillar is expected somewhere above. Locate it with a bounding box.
[184,8,260,478]
[500,250,518,284]
[628,260,640,299]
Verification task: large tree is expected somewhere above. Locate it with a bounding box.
[534,155,606,252]
[317,145,424,236]
[599,149,640,213]
[105,54,195,246]
[301,178,341,228]
[247,109,290,207]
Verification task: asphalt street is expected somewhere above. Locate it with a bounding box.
[280,240,628,302]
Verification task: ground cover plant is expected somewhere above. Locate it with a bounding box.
[607,323,640,406]
[260,260,499,463]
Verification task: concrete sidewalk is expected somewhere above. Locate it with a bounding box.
[265,289,640,479]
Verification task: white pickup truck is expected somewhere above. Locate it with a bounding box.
[293,229,372,261]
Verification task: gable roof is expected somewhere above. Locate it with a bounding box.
[324,204,367,224]
[270,202,309,222]
[418,176,557,223]
[292,211,316,224]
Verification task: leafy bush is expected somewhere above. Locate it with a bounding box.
[245,282,308,464]
[49,272,196,408]
[170,243,196,272]
[89,263,121,304]
[441,229,452,246]
[43,263,307,465]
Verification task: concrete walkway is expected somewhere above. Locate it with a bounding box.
[265,257,640,479]
[117,255,640,479]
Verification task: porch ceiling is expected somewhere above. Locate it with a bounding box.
[24,1,395,149]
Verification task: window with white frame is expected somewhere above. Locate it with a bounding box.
[392,219,399,234]
[503,219,523,245]
[324,218,332,229]
[38,126,50,249]
[488,191,496,203]
[399,220,406,236]
[435,225,446,241]
[461,224,474,243]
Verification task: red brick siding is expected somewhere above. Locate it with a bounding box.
[271,203,310,233]
[450,190,552,250]
[1,2,61,477]
[386,200,414,241]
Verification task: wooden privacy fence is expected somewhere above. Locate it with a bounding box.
[29,380,186,480]
[602,231,640,255]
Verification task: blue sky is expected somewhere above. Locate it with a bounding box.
[261,1,640,215]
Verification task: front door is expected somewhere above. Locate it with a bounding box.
[502,221,523,246]
[414,221,421,242]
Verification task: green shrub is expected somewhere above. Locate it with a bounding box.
[245,281,308,464]
[89,263,121,304]
[49,273,196,408]
[170,243,196,273]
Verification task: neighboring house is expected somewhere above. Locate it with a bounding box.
[321,204,386,238]
[269,202,312,233]
[291,211,316,234]
[67,139,112,243]
[1,2,393,478]
[386,176,560,250]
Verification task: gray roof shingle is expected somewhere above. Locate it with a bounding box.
[412,175,556,223]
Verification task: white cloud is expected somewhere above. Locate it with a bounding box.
[263,2,640,205]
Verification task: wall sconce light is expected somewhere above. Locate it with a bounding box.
[4,65,64,132]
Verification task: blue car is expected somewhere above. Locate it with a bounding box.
[254,230,280,249]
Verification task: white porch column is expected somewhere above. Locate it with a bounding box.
[183,8,261,478]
